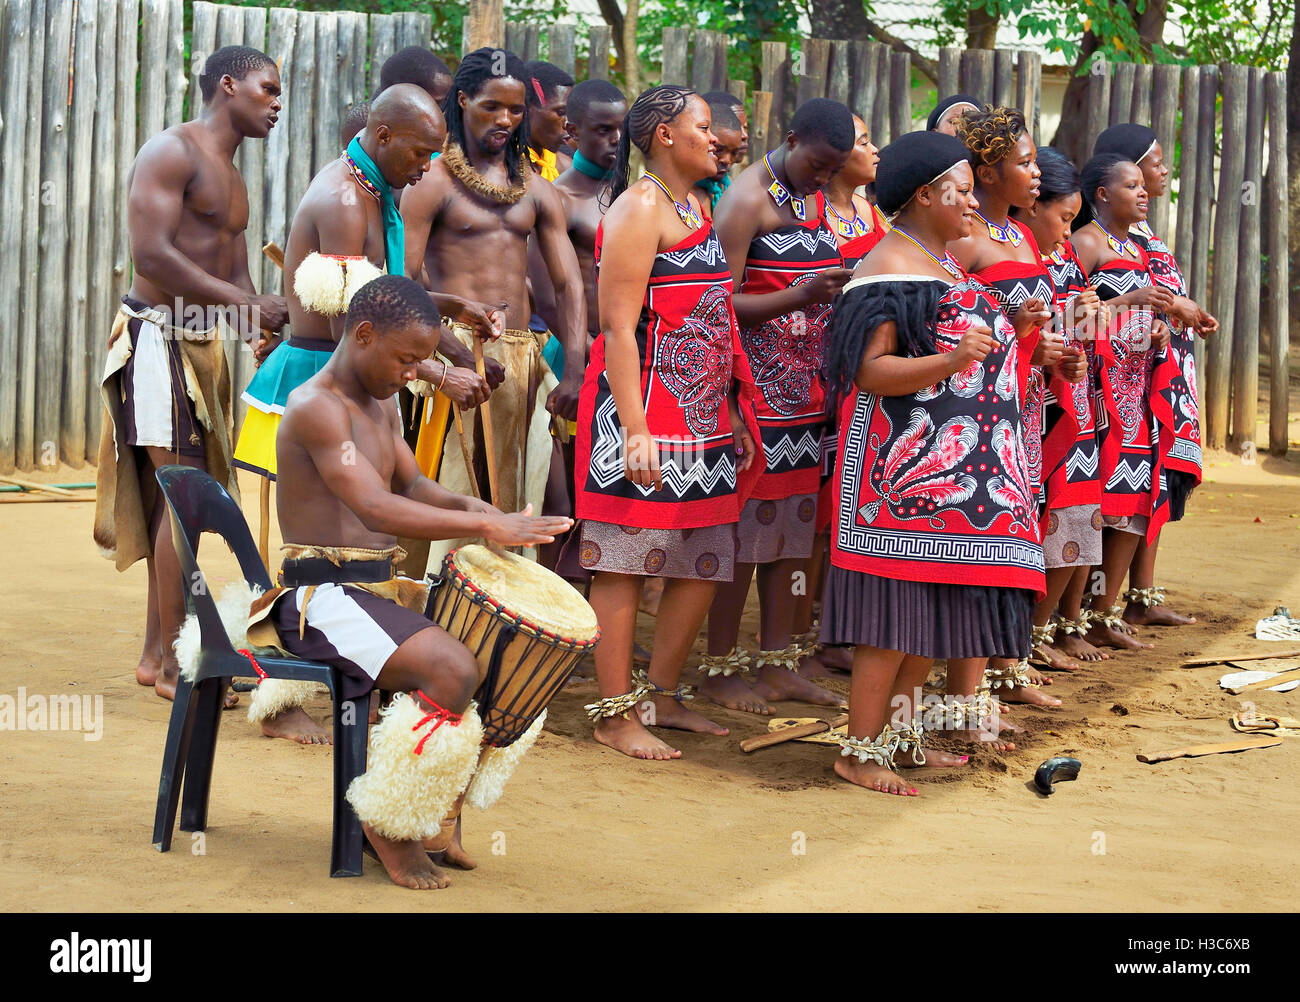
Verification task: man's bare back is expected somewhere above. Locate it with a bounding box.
[553,171,605,334]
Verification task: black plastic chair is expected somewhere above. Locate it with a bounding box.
[150,465,368,877]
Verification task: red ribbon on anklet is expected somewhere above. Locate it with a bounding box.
[236,648,268,683]
[411,689,463,754]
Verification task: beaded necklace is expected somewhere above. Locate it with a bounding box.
[764,151,807,221]
[644,171,702,230]
[825,197,871,238]
[1091,219,1139,259]
[893,225,965,281]
[973,208,1023,246]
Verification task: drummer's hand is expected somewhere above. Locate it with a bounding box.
[624,427,662,491]
[483,504,573,546]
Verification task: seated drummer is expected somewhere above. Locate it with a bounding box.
[252,275,571,890]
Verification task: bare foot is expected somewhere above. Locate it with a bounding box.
[425,816,476,870]
[999,684,1062,708]
[1055,632,1111,662]
[697,673,773,715]
[648,694,729,735]
[593,715,681,760]
[1021,664,1052,686]
[154,666,177,702]
[798,650,851,679]
[136,652,162,687]
[1124,601,1197,626]
[1086,623,1154,651]
[752,666,847,708]
[1032,642,1081,672]
[949,727,1017,751]
[362,824,451,890]
[260,706,332,745]
[894,745,969,768]
[834,756,918,795]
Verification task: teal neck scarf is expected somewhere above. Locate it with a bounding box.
[572,149,612,180]
[344,136,405,275]
[696,172,730,209]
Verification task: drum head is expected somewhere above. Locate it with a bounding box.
[450,544,599,642]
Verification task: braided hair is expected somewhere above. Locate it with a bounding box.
[444,47,531,186]
[1073,152,1133,231]
[604,85,696,208]
[956,105,1027,168]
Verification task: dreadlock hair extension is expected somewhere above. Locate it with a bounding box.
[199,45,275,103]
[1010,146,1079,220]
[445,47,531,185]
[603,85,695,210]
[956,105,1028,168]
[823,280,945,415]
[1073,152,1134,232]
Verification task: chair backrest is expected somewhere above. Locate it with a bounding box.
[155,466,273,655]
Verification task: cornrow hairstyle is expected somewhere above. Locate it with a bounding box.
[956,104,1028,167]
[523,60,576,106]
[199,45,275,103]
[347,274,443,334]
[604,85,695,209]
[567,79,626,125]
[1073,152,1134,231]
[789,97,855,151]
[445,47,530,186]
[378,46,451,99]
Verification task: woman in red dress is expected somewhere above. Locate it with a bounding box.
[574,85,761,760]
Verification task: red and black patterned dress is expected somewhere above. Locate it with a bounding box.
[735,192,843,562]
[573,222,763,581]
[1130,220,1201,521]
[968,229,1054,509]
[1038,242,1103,567]
[821,275,1045,660]
[835,201,892,271]
[1086,250,1178,541]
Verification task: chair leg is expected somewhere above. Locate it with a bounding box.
[330,684,368,877]
[152,673,200,851]
[179,676,227,832]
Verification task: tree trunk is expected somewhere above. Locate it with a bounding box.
[966,6,999,50]
[1288,0,1300,341]
[809,0,870,40]
[595,0,626,69]
[622,0,640,97]
[1051,33,1100,167]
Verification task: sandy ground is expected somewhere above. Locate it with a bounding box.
[3,427,1300,912]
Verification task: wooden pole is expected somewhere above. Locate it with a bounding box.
[36,0,73,467]
[312,13,339,178]
[289,12,317,231]
[938,46,959,97]
[368,11,395,94]
[1150,64,1181,241]
[190,3,218,127]
[0,0,33,471]
[993,49,1014,108]
[464,0,503,53]
[17,0,47,469]
[751,90,773,163]
[1108,60,1135,129]
[827,40,851,105]
[165,0,184,125]
[1265,71,1289,455]
[214,5,247,389]
[1192,65,1218,377]
[1230,68,1265,451]
[263,8,296,299]
[692,30,721,95]
[1173,67,1200,292]
[587,25,611,80]
[1206,63,1248,449]
[113,0,139,331]
[848,40,878,136]
[663,27,690,87]
[797,37,831,106]
[871,42,891,146]
[889,51,911,143]
[959,48,992,104]
[1016,51,1041,142]
[84,0,116,462]
[62,0,97,467]
[1085,63,1111,155]
[522,25,541,62]
[237,4,269,428]
[761,42,788,146]
[1129,62,1152,125]
[549,23,576,77]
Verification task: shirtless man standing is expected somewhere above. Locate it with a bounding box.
[95,45,288,705]
[236,84,494,744]
[401,48,586,556]
[262,274,570,889]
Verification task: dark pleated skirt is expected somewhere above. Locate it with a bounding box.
[1166,469,1197,522]
[820,565,1034,660]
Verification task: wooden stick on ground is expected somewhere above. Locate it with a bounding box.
[740,714,849,753]
[0,475,81,497]
[1182,649,1300,668]
[1137,735,1282,764]
[1224,668,1300,695]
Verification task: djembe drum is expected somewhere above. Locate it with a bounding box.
[427,544,600,746]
